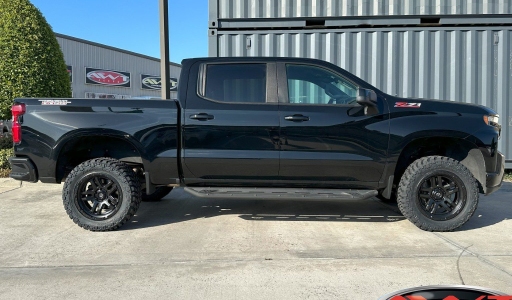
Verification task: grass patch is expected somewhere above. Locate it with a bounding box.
[504,170,512,183]
[0,147,13,167]
[0,147,13,178]
[0,168,10,178]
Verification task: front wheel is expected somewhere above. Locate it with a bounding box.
[63,158,141,231]
[397,156,479,232]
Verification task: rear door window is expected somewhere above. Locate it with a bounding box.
[202,64,267,103]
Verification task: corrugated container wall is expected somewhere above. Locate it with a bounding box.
[215,0,512,18]
[56,35,181,99]
[209,0,512,167]
[214,27,512,167]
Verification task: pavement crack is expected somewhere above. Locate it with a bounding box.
[0,187,21,194]
[0,181,22,195]
[0,254,476,271]
[433,232,512,279]
[456,244,472,285]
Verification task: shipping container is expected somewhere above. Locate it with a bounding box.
[211,0,512,20]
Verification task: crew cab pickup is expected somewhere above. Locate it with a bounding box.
[8,57,504,232]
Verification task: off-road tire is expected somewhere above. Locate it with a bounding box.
[397,156,479,232]
[63,158,141,231]
[142,186,173,202]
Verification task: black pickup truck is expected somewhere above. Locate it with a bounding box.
[8,57,504,232]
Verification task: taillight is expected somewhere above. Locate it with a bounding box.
[11,103,26,144]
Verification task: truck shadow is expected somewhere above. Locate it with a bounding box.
[123,182,512,231]
[122,188,406,231]
[459,182,512,231]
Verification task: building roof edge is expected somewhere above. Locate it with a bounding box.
[55,33,182,68]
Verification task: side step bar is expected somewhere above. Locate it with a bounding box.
[184,187,378,201]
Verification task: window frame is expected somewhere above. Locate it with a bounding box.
[196,62,277,105]
[278,62,361,106]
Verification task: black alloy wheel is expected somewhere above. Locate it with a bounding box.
[416,173,466,221]
[63,158,141,231]
[397,156,479,232]
[77,174,123,220]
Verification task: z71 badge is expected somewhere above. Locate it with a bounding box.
[395,102,421,108]
[39,100,71,105]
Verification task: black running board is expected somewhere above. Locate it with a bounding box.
[184,187,378,201]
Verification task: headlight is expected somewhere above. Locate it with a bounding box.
[483,115,499,126]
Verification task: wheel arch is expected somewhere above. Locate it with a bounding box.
[54,131,147,183]
[391,137,486,194]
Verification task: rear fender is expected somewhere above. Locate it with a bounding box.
[52,130,148,182]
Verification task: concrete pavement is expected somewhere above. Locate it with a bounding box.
[0,179,511,299]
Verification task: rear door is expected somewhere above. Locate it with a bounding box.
[277,63,388,187]
[182,61,280,185]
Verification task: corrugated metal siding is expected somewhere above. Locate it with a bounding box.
[217,0,512,18]
[56,36,181,99]
[216,27,512,164]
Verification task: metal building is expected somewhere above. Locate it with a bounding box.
[208,0,512,168]
[56,33,181,100]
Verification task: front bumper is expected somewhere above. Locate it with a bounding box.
[485,152,505,195]
[8,157,38,183]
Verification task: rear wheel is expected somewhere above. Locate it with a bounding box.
[397,156,479,232]
[63,158,141,231]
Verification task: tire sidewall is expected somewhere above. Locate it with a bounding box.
[64,161,138,230]
[398,157,478,231]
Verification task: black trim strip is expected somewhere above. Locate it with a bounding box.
[214,14,512,31]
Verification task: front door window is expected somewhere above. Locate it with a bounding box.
[286,64,357,105]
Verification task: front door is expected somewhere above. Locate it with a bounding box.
[277,63,388,187]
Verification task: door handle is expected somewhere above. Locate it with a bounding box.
[190,113,214,121]
[284,114,309,122]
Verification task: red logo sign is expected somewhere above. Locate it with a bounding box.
[85,68,131,87]
[390,296,512,300]
[380,285,510,300]
[87,71,129,85]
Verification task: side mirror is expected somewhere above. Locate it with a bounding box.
[356,88,377,107]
